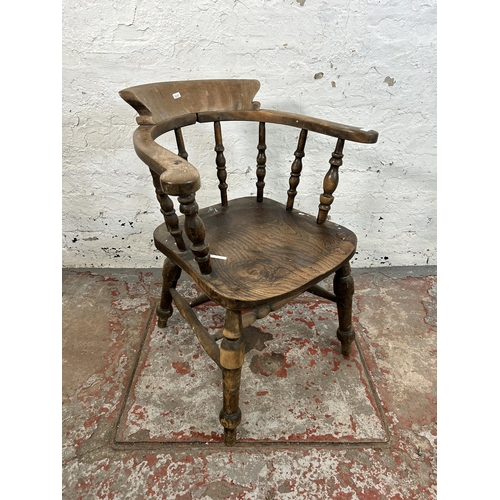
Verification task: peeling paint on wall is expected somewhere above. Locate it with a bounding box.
[384,76,396,87]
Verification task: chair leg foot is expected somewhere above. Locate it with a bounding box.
[224,429,237,447]
[337,328,355,356]
[156,306,171,328]
[219,405,242,447]
[157,257,181,328]
[334,262,355,357]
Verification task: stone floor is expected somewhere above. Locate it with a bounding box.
[62,266,437,499]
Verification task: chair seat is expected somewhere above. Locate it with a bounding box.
[154,197,357,310]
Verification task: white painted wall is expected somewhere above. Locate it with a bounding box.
[62,0,436,268]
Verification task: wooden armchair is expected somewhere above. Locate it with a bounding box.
[119,79,378,446]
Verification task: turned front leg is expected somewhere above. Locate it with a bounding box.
[157,257,181,328]
[219,310,245,446]
[334,262,355,356]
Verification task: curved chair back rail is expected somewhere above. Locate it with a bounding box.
[119,79,262,125]
[119,79,379,446]
[121,80,378,276]
[132,111,377,196]
[197,109,378,143]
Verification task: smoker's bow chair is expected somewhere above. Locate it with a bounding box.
[119,79,378,446]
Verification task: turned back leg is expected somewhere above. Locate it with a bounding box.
[334,262,355,356]
[157,257,182,328]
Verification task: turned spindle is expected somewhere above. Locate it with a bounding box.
[174,127,188,160]
[256,122,267,202]
[150,170,186,251]
[214,121,228,207]
[286,129,308,211]
[317,138,345,224]
[178,193,212,274]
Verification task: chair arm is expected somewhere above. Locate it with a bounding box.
[133,123,201,196]
[197,109,378,144]
[131,115,211,274]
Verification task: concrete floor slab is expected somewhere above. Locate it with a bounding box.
[62,266,437,499]
[116,298,388,444]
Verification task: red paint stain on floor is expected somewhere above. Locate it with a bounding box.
[295,316,315,328]
[169,429,222,442]
[350,414,357,433]
[172,361,191,375]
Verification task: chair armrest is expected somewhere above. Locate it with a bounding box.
[133,124,201,196]
[197,109,378,144]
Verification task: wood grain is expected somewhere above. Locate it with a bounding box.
[334,263,356,356]
[119,79,261,124]
[156,258,181,328]
[150,170,186,251]
[120,79,379,446]
[214,121,228,207]
[133,116,201,196]
[256,122,267,202]
[198,109,378,144]
[286,129,308,211]
[317,138,344,224]
[154,197,356,310]
[177,194,212,275]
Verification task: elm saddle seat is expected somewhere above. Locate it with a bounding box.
[119,79,379,446]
